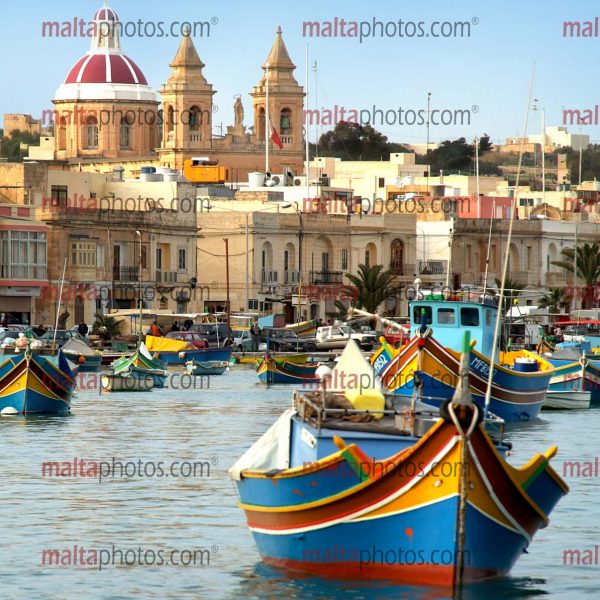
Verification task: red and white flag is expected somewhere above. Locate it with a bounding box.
[269,119,284,150]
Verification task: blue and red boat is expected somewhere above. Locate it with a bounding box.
[0,350,76,414]
[230,336,568,588]
[256,355,319,384]
[371,296,554,423]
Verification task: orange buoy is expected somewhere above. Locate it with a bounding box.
[77,356,86,364]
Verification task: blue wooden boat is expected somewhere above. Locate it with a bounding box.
[110,342,167,389]
[60,338,102,372]
[0,350,75,414]
[144,334,232,365]
[186,360,228,376]
[230,335,568,588]
[256,355,319,384]
[371,296,554,423]
[544,342,600,405]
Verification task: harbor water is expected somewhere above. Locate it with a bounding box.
[0,365,598,600]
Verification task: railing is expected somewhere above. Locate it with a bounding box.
[113,266,139,282]
[284,270,301,284]
[417,260,448,275]
[156,270,178,283]
[281,135,293,145]
[261,270,279,284]
[189,134,202,143]
[546,272,569,286]
[310,270,343,284]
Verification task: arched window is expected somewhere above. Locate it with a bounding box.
[119,114,132,149]
[84,116,98,149]
[280,108,292,135]
[390,239,404,274]
[365,243,377,268]
[257,107,266,141]
[189,105,201,131]
[58,117,67,151]
[167,106,175,133]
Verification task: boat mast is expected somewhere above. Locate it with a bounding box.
[483,65,536,416]
[52,257,68,352]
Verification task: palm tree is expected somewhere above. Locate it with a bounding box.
[343,264,397,313]
[538,288,571,314]
[92,313,123,339]
[551,242,600,308]
[494,277,524,314]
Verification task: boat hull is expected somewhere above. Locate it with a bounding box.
[155,347,232,365]
[233,414,568,586]
[186,360,228,376]
[257,359,319,384]
[62,353,101,372]
[0,353,74,414]
[543,390,591,410]
[101,373,154,392]
[373,336,552,423]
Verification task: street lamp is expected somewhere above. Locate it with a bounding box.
[282,201,304,322]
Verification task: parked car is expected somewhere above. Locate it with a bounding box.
[40,329,82,348]
[232,330,253,352]
[262,328,316,352]
[315,324,377,351]
[165,331,209,349]
[190,323,229,346]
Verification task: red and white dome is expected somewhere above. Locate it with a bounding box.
[55,3,156,102]
[93,6,119,22]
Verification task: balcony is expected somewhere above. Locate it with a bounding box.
[113,266,139,282]
[546,272,569,286]
[156,270,178,284]
[281,135,293,145]
[261,270,279,284]
[1,265,47,280]
[284,270,301,284]
[310,271,343,285]
[417,260,448,275]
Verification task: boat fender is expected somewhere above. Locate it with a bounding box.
[440,399,483,426]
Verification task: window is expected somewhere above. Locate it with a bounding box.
[156,248,162,270]
[322,252,329,272]
[341,249,348,271]
[460,307,479,326]
[0,230,47,279]
[84,117,98,149]
[413,305,432,325]
[280,108,292,135]
[51,185,68,208]
[437,308,456,325]
[71,241,96,267]
[526,246,532,270]
[365,250,370,268]
[58,117,67,151]
[378,177,385,188]
[140,245,147,269]
[284,250,289,271]
[248,299,259,310]
[178,248,186,271]
[119,123,131,149]
[390,239,403,272]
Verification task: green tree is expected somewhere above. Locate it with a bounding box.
[551,242,600,308]
[538,288,572,313]
[92,313,123,339]
[423,137,475,175]
[314,121,409,160]
[478,134,493,153]
[343,264,397,313]
[0,129,40,161]
[494,277,525,314]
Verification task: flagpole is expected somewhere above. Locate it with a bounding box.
[265,65,270,174]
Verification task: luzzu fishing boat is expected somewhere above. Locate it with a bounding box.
[145,334,232,365]
[230,336,568,588]
[256,354,319,384]
[369,295,554,423]
[285,319,318,338]
[111,342,168,388]
[0,349,76,414]
[61,338,102,372]
[542,342,600,408]
[186,360,229,376]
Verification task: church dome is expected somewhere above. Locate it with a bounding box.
[55,3,157,102]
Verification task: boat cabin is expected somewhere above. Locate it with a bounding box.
[409,293,499,357]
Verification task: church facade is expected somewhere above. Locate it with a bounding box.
[42,3,306,181]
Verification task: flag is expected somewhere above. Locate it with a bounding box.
[269,119,284,150]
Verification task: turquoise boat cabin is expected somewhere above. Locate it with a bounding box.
[409,292,499,357]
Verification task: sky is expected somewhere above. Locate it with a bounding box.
[2,0,600,146]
